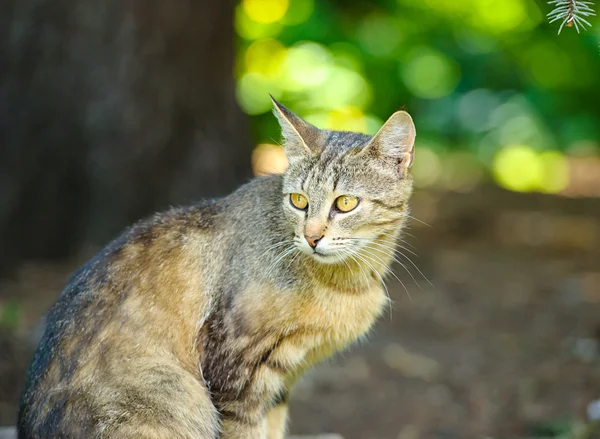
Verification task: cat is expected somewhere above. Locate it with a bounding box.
[17,98,416,439]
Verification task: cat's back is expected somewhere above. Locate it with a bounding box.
[17,197,228,438]
[18,175,286,438]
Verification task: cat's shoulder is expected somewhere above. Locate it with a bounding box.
[228,174,284,200]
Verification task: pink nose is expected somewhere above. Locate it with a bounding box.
[304,234,323,249]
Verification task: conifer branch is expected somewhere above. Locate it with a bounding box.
[548,0,596,34]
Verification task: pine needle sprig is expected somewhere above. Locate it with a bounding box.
[548,0,596,34]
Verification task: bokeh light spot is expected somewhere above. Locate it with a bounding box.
[526,42,571,88]
[281,0,314,25]
[235,5,283,40]
[236,73,280,115]
[472,0,529,33]
[458,89,500,132]
[539,151,569,194]
[313,66,372,110]
[357,14,402,58]
[417,0,539,34]
[252,144,289,176]
[498,115,540,146]
[244,39,287,78]
[282,42,332,90]
[330,43,364,72]
[493,145,543,192]
[243,0,289,24]
[412,147,442,188]
[420,0,463,17]
[325,107,367,133]
[401,49,460,99]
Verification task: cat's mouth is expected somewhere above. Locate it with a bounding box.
[310,249,347,264]
[295,235,356,264]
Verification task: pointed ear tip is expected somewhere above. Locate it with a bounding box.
[390,110,413,121]
[388,111,416,133]
[271,98,288,119]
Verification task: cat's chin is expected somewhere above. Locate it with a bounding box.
[311,252,347,265]
[295,241,350,265]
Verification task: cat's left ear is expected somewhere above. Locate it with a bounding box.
[360,111,416,174]
[271,96,320,162]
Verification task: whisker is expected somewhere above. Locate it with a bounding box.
[358,238,407,256]
[349,249,397,306]
[401,230,417,240]
[396,239,418,254]
[337,247,368,280]
[378,232,417,250]
[263,239,296,255]
[268,137,283,147]
[394,247,434,287]
[337,237,431,289]
[265,244,297,279]
[353,251,390,298]
[338,248,385,294]
[338,250,354,278]
[336,248,376,299]
[358,247,414,300]
[282,248,301,275]
[406,215,432,228]
[365,243,429,290]
[341,233,417,252]
[342,237,419,260]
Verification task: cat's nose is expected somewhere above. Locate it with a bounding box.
[304,234,323,249]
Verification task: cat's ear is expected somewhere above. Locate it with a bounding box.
[271,96,320,162]
[360,111,416,173]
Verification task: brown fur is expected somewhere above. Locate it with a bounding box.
[18,102,416,438]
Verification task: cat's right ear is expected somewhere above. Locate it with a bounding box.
[357,110,416,176]
[271,96,319,162]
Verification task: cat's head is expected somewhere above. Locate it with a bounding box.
[274,98,415,265]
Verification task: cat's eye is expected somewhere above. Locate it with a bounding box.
[290,193,308,210]
[335,195,359,213]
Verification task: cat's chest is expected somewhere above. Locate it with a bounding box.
[296,284,387,345]
[244,283,387,369]
[202,283,386,414]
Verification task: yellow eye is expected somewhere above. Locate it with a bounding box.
[290,193,308,210]
[335,195,359,212]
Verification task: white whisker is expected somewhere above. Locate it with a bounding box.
[394,247,434,287]
[265,244,297,279]
[358,247,413,301]
[406,214,431,228]
[336,246,393,318]
[348,248,398,309]
[364,241,431,289]
[333,236,432,289]
[282,247,302,275]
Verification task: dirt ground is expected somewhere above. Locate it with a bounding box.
[1,186,600,438]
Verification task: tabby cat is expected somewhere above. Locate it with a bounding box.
[18,99,416,439]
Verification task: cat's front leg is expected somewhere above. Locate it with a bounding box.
[220,412,268,439]
[266,403,289,439]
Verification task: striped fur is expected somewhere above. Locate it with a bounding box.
[18,102,416,438]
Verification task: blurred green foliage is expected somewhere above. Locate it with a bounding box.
[234,0,600,193]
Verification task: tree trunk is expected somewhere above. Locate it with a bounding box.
[0,0,251,274]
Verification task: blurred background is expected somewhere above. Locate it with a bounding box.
[1,0,600,438]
